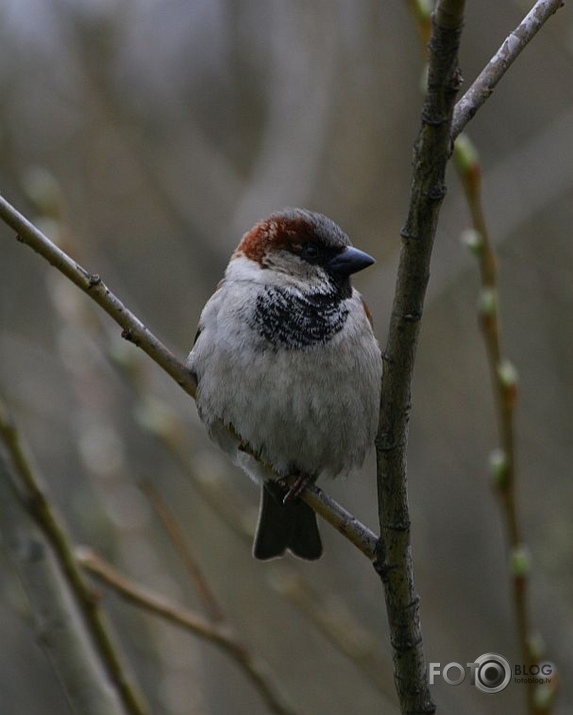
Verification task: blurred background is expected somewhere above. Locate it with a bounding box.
[1,1,572,713]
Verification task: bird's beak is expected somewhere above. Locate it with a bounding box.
[326,246,375,276]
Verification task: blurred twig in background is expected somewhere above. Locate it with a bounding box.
[0,436,126,715]
[455,134,558,715]
[0,400,149,715]
[76,548,299,715]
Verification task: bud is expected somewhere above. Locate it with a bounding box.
[497,360,519,406]
[489,448,509,488]
[534,680,557,710]
[527,632,546,662]
[461,228,484,256]
[478,287,497,318]
[454,134,481,196]
[413,0,432,21]
[510,544,531,577]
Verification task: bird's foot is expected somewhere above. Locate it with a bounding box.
[281,474,311,504]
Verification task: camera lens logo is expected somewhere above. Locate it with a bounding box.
[473,653,511,693]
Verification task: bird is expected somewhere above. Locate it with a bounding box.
[187,208,382,560]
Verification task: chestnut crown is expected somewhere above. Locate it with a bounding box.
[235,209,375,282]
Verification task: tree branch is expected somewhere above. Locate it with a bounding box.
[451,0,564,138]
[76,548,300,715]
[0,193,197,400]
[375,2,465,713]
[0,401,149,715]
[0,447,126,715]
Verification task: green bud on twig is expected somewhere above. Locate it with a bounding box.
[510,544,531,577]
[461,228,484,255]
[534,679,558,710]
[413,0,432,21]
[478,287,497,318]
[527,632,546,662]
[453,134,480,175]
[498,359,518,386]
[498,359,519,406]
[489,448,509,488]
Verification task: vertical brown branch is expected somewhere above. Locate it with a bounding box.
[375,2,465,713]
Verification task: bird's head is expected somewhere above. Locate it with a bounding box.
[230,209,375,294]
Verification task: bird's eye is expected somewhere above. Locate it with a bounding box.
[301,243,320,260]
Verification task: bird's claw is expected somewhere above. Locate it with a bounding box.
[282,475,310,504]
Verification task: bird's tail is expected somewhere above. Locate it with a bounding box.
[253,481,323,560]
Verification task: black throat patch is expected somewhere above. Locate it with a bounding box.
[248,285,349,350]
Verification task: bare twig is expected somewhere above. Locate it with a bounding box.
[293,479,379,560]
[0,446,126,715]
[140,480,225,623]
[0,193,197,400]
[451,0,565,138]
[454,135,558,715]
[77,548,301,715]
[375,2,466,713]
[0,401,149,715]
[139,479,395,699]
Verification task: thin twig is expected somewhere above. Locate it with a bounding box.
[293,479,379,560]
[0,401,149,715]
[77,548,302,715]
[0,193,197,400]
[138,479,395,698]
[454,136,558,715]
[451,0,565,138]
[376,2,465,713]
[0,446,126,715]
[140,480,225,623]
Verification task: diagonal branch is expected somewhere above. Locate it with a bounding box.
[77,548,299,715]
[0,447,126,715]
[0,193,197,400]
[451,0,564,138]
[0,400,149,715]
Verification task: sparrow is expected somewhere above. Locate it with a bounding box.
[187,209,382,560]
